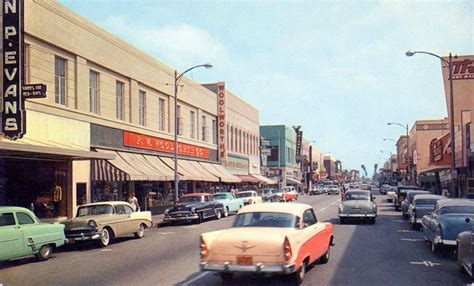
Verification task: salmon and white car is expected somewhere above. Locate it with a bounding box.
[199,203,334,284]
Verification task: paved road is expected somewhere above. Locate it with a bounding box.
[0,192,470,285]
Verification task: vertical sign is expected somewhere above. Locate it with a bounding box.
[217,82,227,161]
[1,0,25,140]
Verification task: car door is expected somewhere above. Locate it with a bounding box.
[302,209,327,262]
[113,205,129,236]
[15,211,43,256]
[0,212,25,261]
[229,194,238,212]
[204,196,214,217]
[123,205,138,234]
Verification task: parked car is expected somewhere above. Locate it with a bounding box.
[164,193,225,225]
[457,230,474,281]
[199,203,334,284]
[387,186,398,203]
[310,185,326,195]
[326,185,340,195]
[338,190,377,224]
[260,188,278,202]
[421,199,474,253]
[401,190,430,219]
[213,192,244,217]
[0,206,65,262]
[236,191,263,205]
[62,201,152,247]
[408,194,447,229]
[360,183,369,190]
[380,184,391,195]
[394,186,419,211]
[274,189,285,202]
[282,186,298,201]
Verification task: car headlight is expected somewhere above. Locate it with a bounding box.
[164,209,169,214]
[87,220,97,228]
[191,207,196,213]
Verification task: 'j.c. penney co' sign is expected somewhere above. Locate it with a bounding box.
[1,0,46,140]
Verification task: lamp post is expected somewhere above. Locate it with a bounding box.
[387,122,410,184]
[173,63,213,205]
[406,50,456,197]
[383,138,396,143]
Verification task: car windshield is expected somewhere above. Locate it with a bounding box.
[236,192,253,198]
[77,205,114,217]
[180,196,204,203]
[415,199,437,206]
[344,193,369,201]
[328,185,338,188]
[440,206,474,215]
[213,194,228,200]
[232,212,298,228]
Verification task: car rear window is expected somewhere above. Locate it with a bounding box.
[213,194,228,200]
[233,212,298,228]
[415,199,437,206]
[0,213,15,227]
[440,206,474,215]
[236,192,253,198]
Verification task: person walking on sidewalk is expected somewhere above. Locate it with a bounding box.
[128,192,140,212]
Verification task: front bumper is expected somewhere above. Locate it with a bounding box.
[200,261,296,274]
[338,213,377,218]
[433,236,457,246]
[409,217,422,224]
[65,229,102,243]
[163,213,199,222]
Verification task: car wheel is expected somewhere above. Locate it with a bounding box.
[220,272,233,282]
[223,207,229,217]
[320,245,331,264]
[134,223,145,239]
[340,218,346,224]
[291,260,306,284]
[215,209,222,220]
[99,228,111,247]
[36,244,52,261]
[196,213,203,224]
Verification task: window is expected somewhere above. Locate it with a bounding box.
[124,205,134,214]
[239,130,242,153]
[55,56,66,105]
[89,70,99,114]
[302,209,317,227]
[177,105,183,135]
[212,119,217,144]
[24,44,30,84]
[159,98,165,131]
[0,213,15,227]
[201,115,207,141]
[230,127,234,151]
[139,90,146,126]
[116,81,124,120]
[190,111,195,138]
[115,205,126,215]
[16,212,35,225]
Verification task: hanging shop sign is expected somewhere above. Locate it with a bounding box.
[216,82,227,161]
[1,0,46,140]
[123,131,209,159]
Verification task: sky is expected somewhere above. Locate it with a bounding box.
[59,0,473,174]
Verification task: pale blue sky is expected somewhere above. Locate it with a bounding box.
[59,0,473,173]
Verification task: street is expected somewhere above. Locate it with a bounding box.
[0,191,468,286]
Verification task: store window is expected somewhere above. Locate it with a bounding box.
[89,70,99,114]
[55,56,66,105]
[76,183,87,206]
[139,90,146,126]
[116,81,124,120]
[92,181,126,203]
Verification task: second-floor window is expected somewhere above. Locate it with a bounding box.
[116,81,124,120]
[177,105,183,135]
[139,90,146,126]
[190,111,195,139]
[55,56,66,105]
[212,119,217,144]
[159,98,165,131]
[201,115,207,141]
[89,70,99,114]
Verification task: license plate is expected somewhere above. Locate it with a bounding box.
[236,255,253,265]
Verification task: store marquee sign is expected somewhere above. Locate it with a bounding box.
[222,156,249,175]
[216,82,227,161]
[453,58,474,80]
[123,131,209,159]
[1,0,46,140]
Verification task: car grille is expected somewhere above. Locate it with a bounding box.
[65,228,96,237]
[168,211,193,217]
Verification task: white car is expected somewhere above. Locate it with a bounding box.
[236,191,263,205]
[386,187,397,203]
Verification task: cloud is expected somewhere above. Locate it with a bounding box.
[98,16,231,71]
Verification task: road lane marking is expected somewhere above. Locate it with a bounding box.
[319,207,327,212]
[410,261,441,267]
[181,271,209,286]
[101,249,112,252]
[397,230,415,233]
[401,238,424,242]
[159,232,176,235]
[392,220,404,223]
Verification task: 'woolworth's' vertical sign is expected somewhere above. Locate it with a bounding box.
[1,0,24,140]
[217,82,227,162]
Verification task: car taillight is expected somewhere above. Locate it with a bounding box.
[283,236,292,262]
[200,236,208,259]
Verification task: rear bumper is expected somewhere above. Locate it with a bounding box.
[163,214,199,222]
[338,213,376,218]
[433,236,457,246]
[200,261,296,274]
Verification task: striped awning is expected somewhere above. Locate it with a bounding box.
[92,159,128,181]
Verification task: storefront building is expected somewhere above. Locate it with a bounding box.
[396,135,409,180]
[0,1,258,217]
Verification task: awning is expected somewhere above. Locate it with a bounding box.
[179,160,219,182]
[92,159,128,181]
[118,152,173,181]
[0,141,114,161]
[419,165,451,175]
[143,155,184,180]
[199,162,241,183]
[286,177,302,185]
[237,175,261,184]
[251,174,277,185]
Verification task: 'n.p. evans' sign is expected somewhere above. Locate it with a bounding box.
[2,0,24,140]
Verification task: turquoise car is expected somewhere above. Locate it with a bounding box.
[0,206,66,262]
[213,192,243,217]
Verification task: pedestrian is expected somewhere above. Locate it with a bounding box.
[128,192,140,212]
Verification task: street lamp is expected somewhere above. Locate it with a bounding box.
[387,122,410,184]
[383,138,396,143]
[173,63,213,205]
[406,50,456,197]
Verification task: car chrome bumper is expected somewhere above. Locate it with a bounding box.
[433,236,457,245]
[65,231,102,242]
[338,213,376,218]
[163,214,199,222]
[200,261,296,274]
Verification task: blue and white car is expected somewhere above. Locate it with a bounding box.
[213,192,243,217]
[421,199,474,253]
[408,194,446,229]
